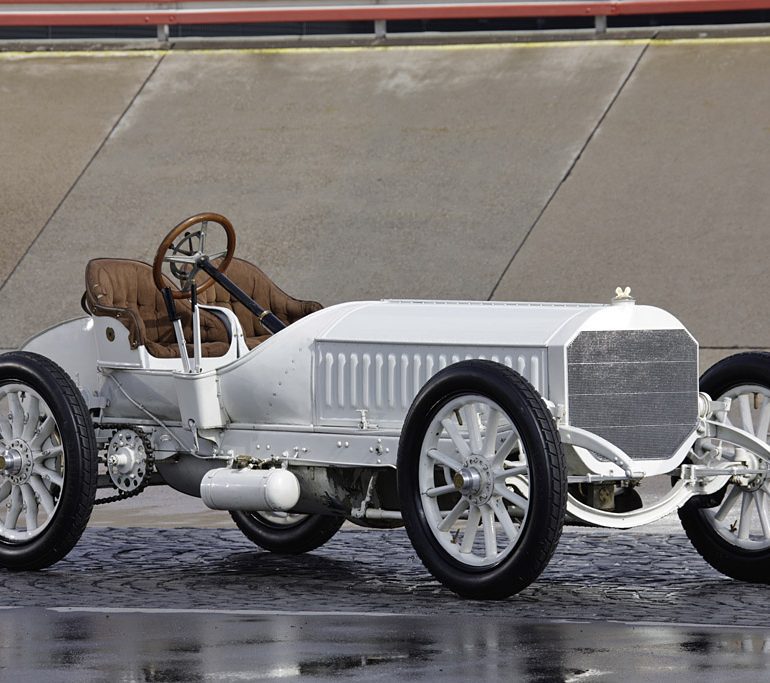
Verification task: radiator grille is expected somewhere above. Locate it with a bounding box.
[567,329,698,461]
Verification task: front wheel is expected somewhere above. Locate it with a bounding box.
[230,510,345,554]
[398,360,567,599]
[680,352,770,582]
[0,352,98,570]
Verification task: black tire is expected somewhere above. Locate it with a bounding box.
[679,352,770,582]
[230,510,345,554]
[398,360,567,599]
[0,351,97,570]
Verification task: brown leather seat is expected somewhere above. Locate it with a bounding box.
[84,258,321,358]
[198,258,323,349]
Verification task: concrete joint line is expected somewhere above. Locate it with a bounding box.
[0,52,168,298]
[486,38,654,301]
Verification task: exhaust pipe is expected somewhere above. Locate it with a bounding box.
[200,467,300,512]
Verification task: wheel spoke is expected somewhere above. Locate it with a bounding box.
[489,497,519,542]
[492,433,519,468]
[21,393,40,442]
[442,465,452,487]
[756,397,770,442]
[494,482,529,512]
[738,394,755,435]
[460,505,481,554]
[441,418,471,459]
[482,409,501,457]
[28,476,55,516]
[21,484,38,532]
[35,445,63,463]
[425,483,457,498]
[34,465,63,489]
[715,485,741,522]
[738,492,752,540]
[0,412,11,442]
[208,249,229,262]
[0,480,11,505]
[462,404,482,454]
[755,490,770,539]
[5,486,22,529]
[437,498,469,532]
[30,416,55,449]
[427,448,462,473]
[481,504,497,560]
[8,392,24,438]
[495,466,528,479]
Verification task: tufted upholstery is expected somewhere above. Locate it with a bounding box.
[198,258,323,348]
[84,258,321,358]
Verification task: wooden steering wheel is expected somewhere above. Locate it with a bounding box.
[152,213,236,299]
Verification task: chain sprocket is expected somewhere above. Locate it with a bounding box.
[95,426,155,506]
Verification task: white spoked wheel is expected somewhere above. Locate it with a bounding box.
[681,353,770,582]
[703,384,770,550]
[0,384,65,542]
[419,394,530,568]
[0,352,97,570]
[398,360,567,599]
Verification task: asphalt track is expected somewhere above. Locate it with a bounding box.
[1,35,770,680]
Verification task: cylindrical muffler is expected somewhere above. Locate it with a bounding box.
[200,467,301,512]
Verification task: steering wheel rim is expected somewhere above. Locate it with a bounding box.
[152,213,236,299]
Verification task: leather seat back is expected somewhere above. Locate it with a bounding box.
[84,257,322,357]
[85,258,230,358]
[200,258,322,349]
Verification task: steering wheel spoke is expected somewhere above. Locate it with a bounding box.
[163,254,199,265]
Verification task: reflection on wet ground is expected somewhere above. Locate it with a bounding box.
[2,609,770,682]
[2,528,770,681]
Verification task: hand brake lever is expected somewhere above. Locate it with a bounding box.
[162,287,192,373]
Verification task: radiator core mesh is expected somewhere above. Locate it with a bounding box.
[567,329,698,461]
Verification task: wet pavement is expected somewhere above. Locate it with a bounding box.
[4,608,770,682]
[2,527,770,680]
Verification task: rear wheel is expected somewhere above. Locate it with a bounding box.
[0,352,97,570]
[398,360,567,599]
[230,510,345,554]
[680,352,770,582]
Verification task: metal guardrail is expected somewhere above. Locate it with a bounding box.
[1,0,769,39]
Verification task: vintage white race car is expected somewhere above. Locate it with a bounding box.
[1,214,769,599]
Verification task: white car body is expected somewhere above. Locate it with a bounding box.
[23,293,744,529]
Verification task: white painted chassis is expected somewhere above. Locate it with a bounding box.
[22,297,770,529]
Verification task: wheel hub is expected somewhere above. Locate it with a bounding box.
[731,449,767,492]
[4,440,33,485]
[454,455,494,505]
[0,448,23,476]
[453,468,481,495]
